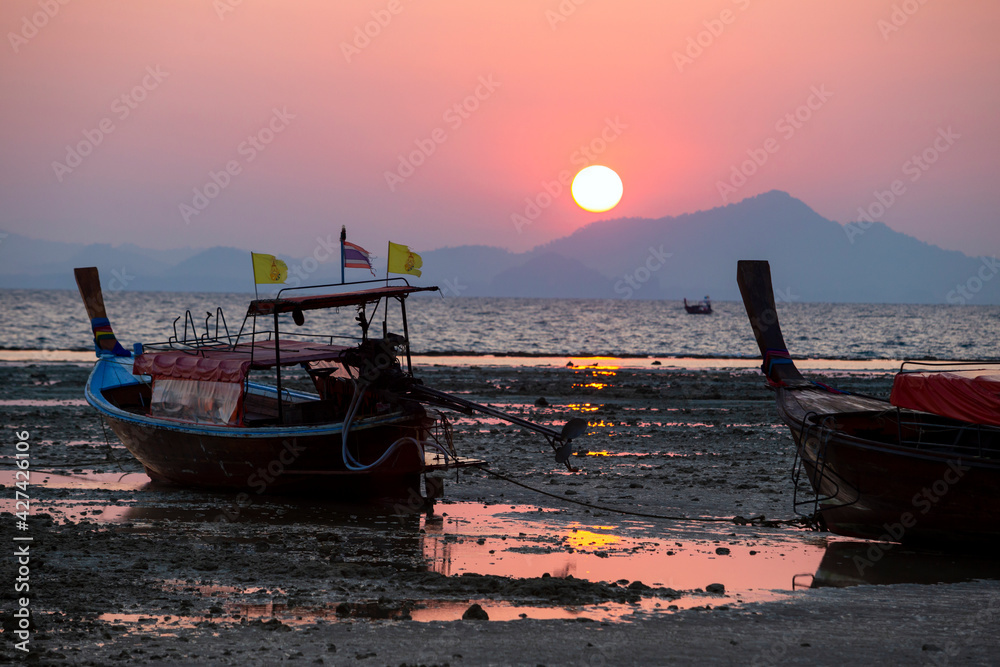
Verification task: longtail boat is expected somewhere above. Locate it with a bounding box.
[683,297,712,314]
[75,267,585,499]
[738,260,1000,545]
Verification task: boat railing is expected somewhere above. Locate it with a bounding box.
[894,360,1000,459]
[243,330,364,348]
[424,410,457,462]
[792,413,857,525]
[899,359,1000,374]
[145,327,365,356]
[202,307,232,346]
[151,298,369,352]
[167,308,233,350]
[894,408,1000,460]
[271,276,413,300]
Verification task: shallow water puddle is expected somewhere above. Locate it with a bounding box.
[127,581,731,629]
[11,471,1000,625]
[0,470,156,523]
[406,598,692,621]
[421,503,814,604]
[96,598,686,631]
[0,469,151,491]
[0,398,88,407]
[114,501,1000,627]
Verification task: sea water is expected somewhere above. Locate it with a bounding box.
[2,288,998,360]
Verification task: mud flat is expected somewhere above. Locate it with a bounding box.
[2,361,999,665]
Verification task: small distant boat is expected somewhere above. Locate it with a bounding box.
[738,260,1000,546]
[683,296,712,314]
[74,267,586,500]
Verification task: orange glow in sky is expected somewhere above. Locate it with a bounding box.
[2,1,998,256]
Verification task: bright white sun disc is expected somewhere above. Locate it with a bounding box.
[571,165,623,213]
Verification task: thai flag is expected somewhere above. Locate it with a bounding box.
[343,241,375,275]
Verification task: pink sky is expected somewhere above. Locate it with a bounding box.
[1,0,998,257]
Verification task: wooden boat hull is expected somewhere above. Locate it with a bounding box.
[104,414,427,498]
[738,260,1000,546]
[87,358,441,499]
[781,389,1000,545]
[683,299,712,314]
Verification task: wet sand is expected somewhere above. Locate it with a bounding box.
[2,361,999,665]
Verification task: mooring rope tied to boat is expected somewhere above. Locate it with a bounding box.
[98,414,128,473]
[472,465,809,528]
[30,460,120,469]
[340,380,453,472]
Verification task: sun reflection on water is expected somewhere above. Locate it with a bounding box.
[564,529,621,551]
[573,382,609,390]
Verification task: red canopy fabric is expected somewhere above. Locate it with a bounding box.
[135,351,250,383]
[890,370,1000,427]
[133,340,350,382]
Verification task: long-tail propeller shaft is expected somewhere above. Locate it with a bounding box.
[404,384,586,469]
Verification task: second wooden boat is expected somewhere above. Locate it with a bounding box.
[738,260,1000,546]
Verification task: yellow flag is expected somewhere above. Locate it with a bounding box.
[251,252,288,284]
[387,242,423,277]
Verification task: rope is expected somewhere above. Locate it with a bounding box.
[472,465,808,528]
[98,415,128,473]
[341,380,453,471]
[31,460,121,469]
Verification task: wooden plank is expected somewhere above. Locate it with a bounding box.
[780,387,891,421]
[424,452,485,470]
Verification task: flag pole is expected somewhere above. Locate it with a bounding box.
[250,252,259,301]
[340,226,346,284]
[386,241,390,286]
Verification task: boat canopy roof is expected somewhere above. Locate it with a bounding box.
[247,285,438,316]
[133,340,351,383]
[891,369,1000,427]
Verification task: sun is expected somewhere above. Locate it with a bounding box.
[571,165,623,213]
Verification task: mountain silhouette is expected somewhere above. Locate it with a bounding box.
[2,191,996,304]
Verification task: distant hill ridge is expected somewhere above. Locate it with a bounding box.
[1,191,997,304]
